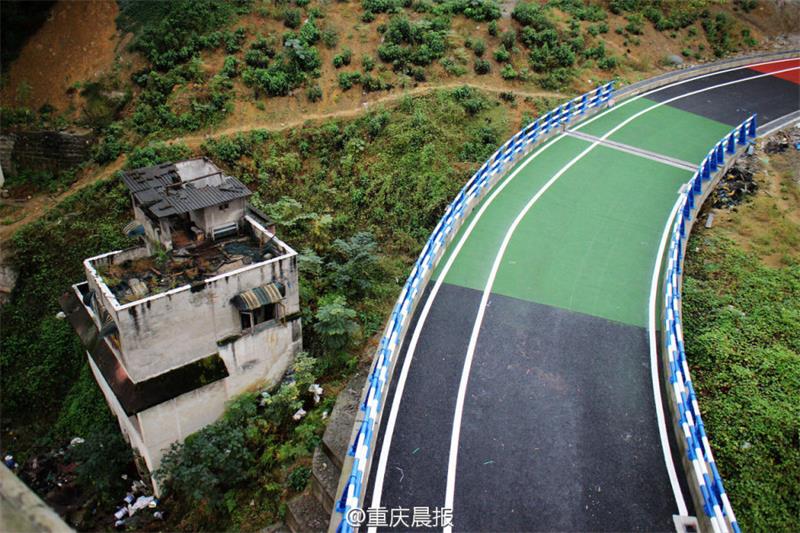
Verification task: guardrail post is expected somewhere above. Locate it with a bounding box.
[737,122,747,145]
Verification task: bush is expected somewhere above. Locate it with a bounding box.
[307,84,323,101]
[338,71,361,90]
[487,20,498,36]
[362,55,376,71]
[529,42,575,71]
[493,45,510,63]
[472,38,486,57]
[313,295,359,353]
[333,48,353,68]
[321,28,339,48]
[539,67,574,90]
[500,29,516,49]
[625,13,645,35]
[512,2,553,31]
[473,58,490,74]
[598,55,619,70]
[500,63,517,79]
[284,8,301,28]
[221,55,240,77]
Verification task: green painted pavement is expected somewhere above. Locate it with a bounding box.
[576,97,733,163]
[433,134,592,283]
[437,143,691,327]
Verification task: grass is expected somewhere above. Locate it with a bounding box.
[682,147,800,531]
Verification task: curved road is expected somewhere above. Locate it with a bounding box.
[362,58,800,532]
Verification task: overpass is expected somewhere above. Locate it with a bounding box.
[332,52,800,532]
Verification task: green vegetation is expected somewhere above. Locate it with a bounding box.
[683,235,799,532]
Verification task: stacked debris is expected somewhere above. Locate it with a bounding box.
[111,480,163,530]
[711,161,760,209]
[762,127,800,154]
[99,235,278,303]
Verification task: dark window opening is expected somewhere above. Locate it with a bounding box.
[240,304,276,331]
[219,202,229,210]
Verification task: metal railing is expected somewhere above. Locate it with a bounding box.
[331,82,615,532]
[661,115,757,533]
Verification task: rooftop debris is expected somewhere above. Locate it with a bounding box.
[98,234,281,303]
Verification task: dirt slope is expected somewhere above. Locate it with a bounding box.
[0,0,123,113]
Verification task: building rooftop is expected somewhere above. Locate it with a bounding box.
[121,157,251,219]
[94,229,284,304]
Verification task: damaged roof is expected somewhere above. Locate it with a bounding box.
[121,157,251,218]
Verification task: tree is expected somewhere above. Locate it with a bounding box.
[313,295,359,353]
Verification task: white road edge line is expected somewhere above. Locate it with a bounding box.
[367,57,798,527]
[367,133,567,526]
[649,192,688,516]
[443,63,800,531]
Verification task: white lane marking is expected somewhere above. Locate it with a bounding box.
[367,134,567,525]
[368,57,798,523]
[442,63,800,530]
[649,195,688,516]
[566,130,697,171]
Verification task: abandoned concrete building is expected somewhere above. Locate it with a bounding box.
[60,158,302,493]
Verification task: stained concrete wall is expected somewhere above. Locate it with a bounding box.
[0,464,73,533]
[87,308,302,497]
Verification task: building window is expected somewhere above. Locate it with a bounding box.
[219,203,229,210]
[240,304,276,330]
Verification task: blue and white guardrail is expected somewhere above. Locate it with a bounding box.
[333,82,614,532]
[662,114,756,533]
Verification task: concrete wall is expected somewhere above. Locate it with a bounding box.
[0,464,73,533]
[0,129,94,177]
[200,197,246,234]
[89,315,302,496]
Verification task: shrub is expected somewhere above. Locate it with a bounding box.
[284,8,301,29]
[474,58,490,74]
[307,84,323,101]
[500,29,516,49]
[333,48,353,68]
[500,63,517,79]
[625,13,645,35]
[362,55,376,71]
[512,2,553,31]
[338,71,361,90]
[493,45,510,63]
[313,295,359,353]
[287,466,311,492]
[598,55,619,70]
[538,67,574,90]
[488,20,498,36]
[472,39,486,57]
[321,28,338,49]
[221,55,240,77]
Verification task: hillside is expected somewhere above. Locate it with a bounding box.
[0,1,798,531]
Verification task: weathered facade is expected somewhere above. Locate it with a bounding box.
[60,159,302,494]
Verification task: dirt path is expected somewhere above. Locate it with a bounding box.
[174,82,562,149]
[0,83,561,243]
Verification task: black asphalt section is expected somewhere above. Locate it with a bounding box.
[366,282,483,531]
[454,293,677,532]
[646,66,800,126]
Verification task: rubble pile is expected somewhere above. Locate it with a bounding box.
[711,157,760,209]
[761,127,800,154]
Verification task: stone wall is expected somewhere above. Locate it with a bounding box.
[0,128,95,177]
